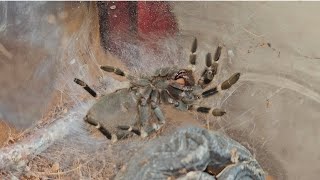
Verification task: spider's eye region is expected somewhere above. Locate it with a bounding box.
[172,70,195,86]
[174,70,187,80]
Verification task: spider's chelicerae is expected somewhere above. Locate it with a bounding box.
[74,38,240,142]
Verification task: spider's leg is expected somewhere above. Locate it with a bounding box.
[100,65,126,77]
[188,37,198,71]
[129,77,151,87]
[151,90,166,128]
[202,72,240,98]
[74,78,97,97]
[84,116,117,141]
[191,105,226,117]
[117,125,141,136]
[160,89,180,106]
[138,86,153,137]
[100,65,151,87]
[197,46,222,88]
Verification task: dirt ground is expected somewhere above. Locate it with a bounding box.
[1,2,320,180]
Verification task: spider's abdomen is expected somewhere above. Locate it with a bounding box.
[86,89,139,137]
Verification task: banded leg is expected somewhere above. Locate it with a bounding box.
[138,86,153,137]
[198,46,222,88]
[100,65,126,76]
[84,116,116,141]
[150,90,166,129]
[191,105,226,117]
[188,38,198,71]
[74,78,97,97]
[201,72,240,98]
[100,65,151,87]
[117,125,141,136]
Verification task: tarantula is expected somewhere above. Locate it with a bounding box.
[74,38,240,142]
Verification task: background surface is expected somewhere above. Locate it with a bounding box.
[1,2,319,179]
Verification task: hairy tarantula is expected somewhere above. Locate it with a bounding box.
[74,38,240,142]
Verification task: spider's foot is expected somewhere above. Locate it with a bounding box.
[211,108,226,116]
[220,72,240,90]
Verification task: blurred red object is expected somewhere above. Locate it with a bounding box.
[97,1,177,60]
[137,2,177,38]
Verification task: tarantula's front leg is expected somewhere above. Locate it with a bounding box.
[202,72,240,98]
[191,105,226,117]
[198,46,222,88]
[188,38,198,71]
[100,65,151,87]
[100,65,127,77]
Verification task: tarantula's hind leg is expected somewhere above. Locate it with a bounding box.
[74,78,97,97]
[201,72,240,98]
[84,116,116,141]
[117,125,141,136]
